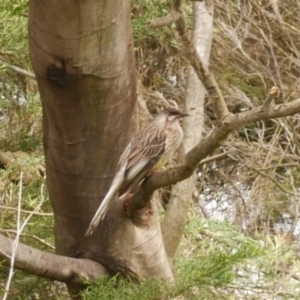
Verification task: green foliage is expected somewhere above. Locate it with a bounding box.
[131,0,191,94]
[0,0,29,65]
[0,269,68,300]
[221,65,265,102]
[0,0,41,153]
[132,0,180,45]
[82,218,299,299]
[82,218,266,300]
[82,276,166,300]
[0,169,57,298]
[0,174,54,247]
[0,91,42,152]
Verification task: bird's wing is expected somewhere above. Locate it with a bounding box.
[85,162,127,236]
[118,127,167,196]
[86,126,167,236]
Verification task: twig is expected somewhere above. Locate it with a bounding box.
[262,86,279,111]
[176,14,229,120]
[150,0,229,120]
[0,248,11,259]
[9,65,36,80]
[145,97,300,192]
[2,179,46,300]
[0,229,55,250]
[247,164,298,196]
[0,206,53,216]
[0,59,36,80]
[150,10,181,28]
[199,151,229,166]
[197,198,209,218]
[0,233,109,284]
[150,0,182,27]
[2,172,23,300]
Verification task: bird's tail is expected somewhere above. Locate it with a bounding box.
[85,167,125,236]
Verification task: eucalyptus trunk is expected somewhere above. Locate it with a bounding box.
[28,1,173,296]
[162,2,213,258]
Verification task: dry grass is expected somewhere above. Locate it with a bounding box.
[205,0,300,236]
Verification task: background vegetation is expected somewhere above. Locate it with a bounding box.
[1,0,300,299]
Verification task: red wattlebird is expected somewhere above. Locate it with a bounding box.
[85,107,188,236]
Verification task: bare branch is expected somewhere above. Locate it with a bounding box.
[0,59,36,80]
[145,98,300,191]
[150,0,229,120]
[199,151,229,166]
[0,206,53,216]
[0,181,107,288]
[161,1,213,258]
[150,0,182,27]
[150,10,181,28]
[247,165,297,196]
[3,173,24,300]
[0,233,108,284]
[176,15,229,120]
[0,229,55,250]
[262,86,279,111]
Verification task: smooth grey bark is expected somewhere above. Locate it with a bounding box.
[0,233,108,284]
[162,2,214,258]
[28,1,173,294]
[28,0,137,289]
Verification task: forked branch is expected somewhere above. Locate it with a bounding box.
[0,233,108,284]
[145,95,300,191]
[150,0,229,120]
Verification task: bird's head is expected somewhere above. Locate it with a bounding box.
[161,107,189,124]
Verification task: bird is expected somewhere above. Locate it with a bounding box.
[85,107,189,236]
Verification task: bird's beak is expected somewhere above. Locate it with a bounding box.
[180,112,189,117]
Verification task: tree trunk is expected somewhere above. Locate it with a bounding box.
[162,2,214,258]
[2,1,300,296]
[28,0,173,296]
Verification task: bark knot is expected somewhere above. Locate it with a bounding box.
[47,58,69,87]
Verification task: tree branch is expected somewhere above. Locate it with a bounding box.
[0,234,108,284]
[150,10,181,28]
[150,0,229,120]
[150,0,182,28]
[145,98,300,191]
[161,0,213,259]
[175,16,229,120]
[0,59,36,80]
